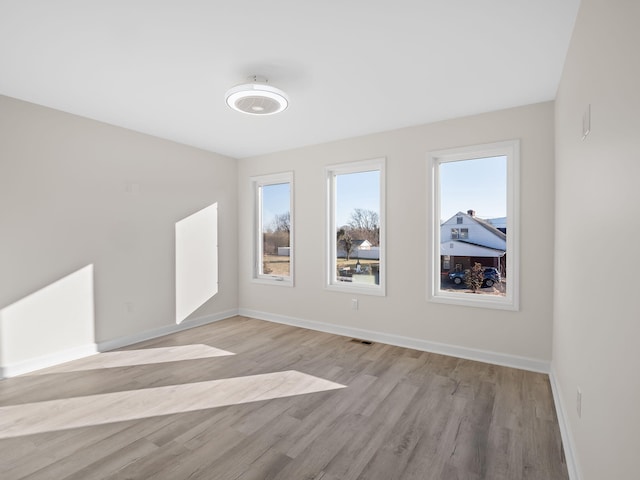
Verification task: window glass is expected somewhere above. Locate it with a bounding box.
[253,173,293,285]
[327,159,385,295]
[260,183,291,277]
[430,141,519,310]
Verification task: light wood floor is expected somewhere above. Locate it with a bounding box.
[0,316,568,480]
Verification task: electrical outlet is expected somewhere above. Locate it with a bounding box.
[576,387,582,418]
[351,298,358,311]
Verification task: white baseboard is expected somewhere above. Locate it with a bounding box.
[549,366,581,480]
[237,308,550,374]
[97,308,239,352]
[2,306,573,477]
[0,343,98,379]
[0,309,238,379]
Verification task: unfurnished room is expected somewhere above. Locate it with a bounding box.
[1,1,639,479]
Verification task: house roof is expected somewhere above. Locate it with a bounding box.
[352,240,372,248]
[446,211,507,241]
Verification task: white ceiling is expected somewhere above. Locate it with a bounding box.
[0,1,580,159]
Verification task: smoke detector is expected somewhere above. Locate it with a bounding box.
[225,76,289,115]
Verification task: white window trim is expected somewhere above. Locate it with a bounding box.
[251,171,294,287]
[428,140,520,310]
[325,158,386,296]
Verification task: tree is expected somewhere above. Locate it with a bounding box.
[271,211,290,233]
[465,262,484,293]
[337,227,354,261]
[348,208,379,231]
[347,208,379,245]
[263,211,290,255]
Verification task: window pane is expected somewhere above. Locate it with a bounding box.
[335,170,380,286]
[261,182,290,277]
[439,156,507,297]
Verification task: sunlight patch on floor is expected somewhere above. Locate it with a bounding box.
[0,370,346,439]
[27,344,235,375]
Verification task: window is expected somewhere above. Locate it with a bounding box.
[451,228,468,240]
[430,140,519,310]
[326,158,385,295]
[252,172,293,285]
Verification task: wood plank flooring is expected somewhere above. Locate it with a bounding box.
[0,316,568,479]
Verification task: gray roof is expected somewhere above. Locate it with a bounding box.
[447,211,507,241]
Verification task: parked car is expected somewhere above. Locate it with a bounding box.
[448,267,501,287]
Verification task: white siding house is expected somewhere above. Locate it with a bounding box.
[441,210,506,250]
[440,210,506,271]
[337,239,379,259]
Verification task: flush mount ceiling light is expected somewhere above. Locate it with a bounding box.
[225,76,289,115]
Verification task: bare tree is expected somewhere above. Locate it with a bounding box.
[348,208,379,246]
[271,211,290,233]
[263,211,290,255]
[348,208,378,231]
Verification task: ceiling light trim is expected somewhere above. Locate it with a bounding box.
[225,78,289,116]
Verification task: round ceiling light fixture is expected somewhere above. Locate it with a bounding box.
[225,76,289,116]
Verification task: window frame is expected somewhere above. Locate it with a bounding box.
[325,158,386,296]
[251,171,294,286]
[429,140,520,310]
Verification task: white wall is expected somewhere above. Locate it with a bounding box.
[553,1,640,479]
[0,96,238,371]
[238,102,555,363]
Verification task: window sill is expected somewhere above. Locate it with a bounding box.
[430,290,518,311]
[252,277,294,287]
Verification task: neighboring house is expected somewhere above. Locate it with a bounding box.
[440,210,506,274]
[487,216,507,233]
[352,239,372,250]
[337,239,379,259]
